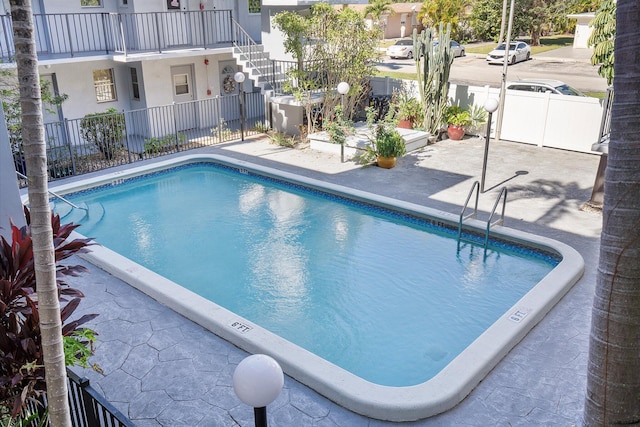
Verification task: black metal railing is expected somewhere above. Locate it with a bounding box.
[12,91,266,183]
[66,369,136,427]
[20,368,135,427]
[0,10,233,61]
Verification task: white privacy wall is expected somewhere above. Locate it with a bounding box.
[371,77,604,154]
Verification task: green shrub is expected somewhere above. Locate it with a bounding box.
[144,133,185,155]
[0,208,97,418]
[79,108,126,160]
[444,105,472,127]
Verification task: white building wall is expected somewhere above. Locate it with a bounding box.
[568,13,595,49]
[40,60,133,120]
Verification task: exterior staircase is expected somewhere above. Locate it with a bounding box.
[231,19,288,95]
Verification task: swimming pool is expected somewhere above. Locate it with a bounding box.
[49,154,584,421]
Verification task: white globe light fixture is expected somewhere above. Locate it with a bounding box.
[481,97,500,192]
[233,354,284,427]
[484,97,499,113]
[337,81,349,95]
[234,71,246,84]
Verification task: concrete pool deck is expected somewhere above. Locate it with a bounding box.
[63,134,602,426]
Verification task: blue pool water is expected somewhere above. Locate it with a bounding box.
[56,163,557,387]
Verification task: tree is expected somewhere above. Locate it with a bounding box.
[583,0,640,425]
[588,0,615,85]
[273,4,379,135]
[363,0,394,38]
[417,0,468,39]
[1,69,68,167]
[469,0,579,44]
[8,0,72,425]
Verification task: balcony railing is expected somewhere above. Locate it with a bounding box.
[0,9,233,61]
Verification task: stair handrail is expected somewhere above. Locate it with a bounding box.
[231,18,266,81]
[16,171,87,211]
[484,186,507,248]
[457,180,480,242]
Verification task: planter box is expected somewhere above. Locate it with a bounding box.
[309,123,430,161]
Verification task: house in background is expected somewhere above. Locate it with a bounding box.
[346,2,423,39]
[567,12,596,49]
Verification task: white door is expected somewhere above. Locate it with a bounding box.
[171,65,197,131]
[219,62,241,127]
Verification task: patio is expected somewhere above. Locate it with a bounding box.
[64,134,601,426]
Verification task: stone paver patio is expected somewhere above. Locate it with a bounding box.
[64,134,601,426]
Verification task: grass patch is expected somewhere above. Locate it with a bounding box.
[375,70,417,81]
[585,91,606,99]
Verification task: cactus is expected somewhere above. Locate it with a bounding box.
[413,23,454,136]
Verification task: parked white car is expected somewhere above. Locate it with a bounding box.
[507,79,586,96]
[486,41,531,65]
[433,40,466,58]
[387,39,414,59]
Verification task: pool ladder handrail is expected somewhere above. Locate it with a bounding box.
[484,186,507,249]
[16,171,88,212]
[457,181,480,242]
[457,181,507,251]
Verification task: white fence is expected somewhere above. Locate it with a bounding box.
[370,77,604,155]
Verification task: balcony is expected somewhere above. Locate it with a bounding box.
[0,9,233,62]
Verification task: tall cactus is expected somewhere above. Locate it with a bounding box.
[414,23,453,136]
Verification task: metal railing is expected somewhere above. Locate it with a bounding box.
[22,368,135,427]
[597,86,613,145]
[12,92,266,184]
[0,10,233,61]
[66,369,136,427]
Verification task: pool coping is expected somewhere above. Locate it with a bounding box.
[47,154,585,422]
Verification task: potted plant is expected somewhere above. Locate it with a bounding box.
[392,86,421,129]
[444,105,471,140]
[370,125,407,169]
[466,104,489,136]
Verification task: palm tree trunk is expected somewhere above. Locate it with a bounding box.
[583,0,640,425]
[10,0,72,425]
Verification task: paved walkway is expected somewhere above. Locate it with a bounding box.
[66,135,602,426]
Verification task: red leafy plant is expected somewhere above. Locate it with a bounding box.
[0,207,97,418]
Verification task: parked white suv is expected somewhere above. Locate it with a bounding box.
[506,79,586,96]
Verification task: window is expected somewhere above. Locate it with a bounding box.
[122,0,128,5]
[81,0,102,6]
[130,67,139,100]
[174,73,190,96]
[93,69,117,102]
[248,0,261,14]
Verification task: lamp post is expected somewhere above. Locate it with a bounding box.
[234,71,246,141]
[233,354,284,427]
[337,81,349,163]
[480,97,499,193]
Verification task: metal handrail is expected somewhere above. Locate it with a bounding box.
[484,186,508,249]
[457,180,480,242]
[16,171,87,211]
[231,18,266,81]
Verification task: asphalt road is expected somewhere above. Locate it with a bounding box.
[377,48,609,93]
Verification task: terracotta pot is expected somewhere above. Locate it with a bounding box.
[377,156,396,169]
[447,124,465,141]
[397,119,413,129]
